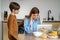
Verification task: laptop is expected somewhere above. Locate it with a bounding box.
[37,24,52,31]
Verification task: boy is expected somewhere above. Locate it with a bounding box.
[8,2,20,40]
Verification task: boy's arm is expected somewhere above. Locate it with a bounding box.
[8,16,14,35]
[8,16,18,39]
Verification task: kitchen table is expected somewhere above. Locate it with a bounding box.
[18,34,60,40]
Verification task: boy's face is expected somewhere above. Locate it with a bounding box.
[12,9,19,14]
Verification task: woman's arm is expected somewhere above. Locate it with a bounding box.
[24,19,32,33]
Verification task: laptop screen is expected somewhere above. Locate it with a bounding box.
[37,24,52,31]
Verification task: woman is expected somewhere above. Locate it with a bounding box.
[24,7,43,34]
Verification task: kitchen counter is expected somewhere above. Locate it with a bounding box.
[43,21,60,23]
[2,19,60,23]
[2,19,23,23]
[18,34,60,40]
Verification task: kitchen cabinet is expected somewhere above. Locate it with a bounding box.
[2,20,8,40]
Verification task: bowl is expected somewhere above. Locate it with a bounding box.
[33,32,43,37]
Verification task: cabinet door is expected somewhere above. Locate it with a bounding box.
[3,22,8,40]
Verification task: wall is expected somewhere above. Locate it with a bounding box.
[1,0,60,21]
[0,0,2,40]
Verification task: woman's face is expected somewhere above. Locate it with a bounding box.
[31,13,39,20]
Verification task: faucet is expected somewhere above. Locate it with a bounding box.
[48,10,54,21]
[48,10,51,20]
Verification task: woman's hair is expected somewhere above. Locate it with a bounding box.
[9,2,20,11]
[29,7,39,18]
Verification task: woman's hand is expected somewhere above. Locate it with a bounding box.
[37,15,40,19]
[38,15,43,24]
[30,17,34,24]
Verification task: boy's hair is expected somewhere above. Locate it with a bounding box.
[9,2,20,11]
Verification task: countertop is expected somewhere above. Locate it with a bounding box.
[2,19,23,23]
[18,34,60,40]
[2,19,60,23]
[43,20,60,22]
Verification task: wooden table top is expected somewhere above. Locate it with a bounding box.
[18,34,60,40]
